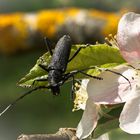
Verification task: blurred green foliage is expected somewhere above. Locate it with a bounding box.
[0,0,140,13]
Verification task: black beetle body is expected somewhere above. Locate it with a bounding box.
[47,35,72,95]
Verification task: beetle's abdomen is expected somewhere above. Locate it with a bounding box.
[48,35,72,72]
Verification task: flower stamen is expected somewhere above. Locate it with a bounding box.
[105,34,119,48]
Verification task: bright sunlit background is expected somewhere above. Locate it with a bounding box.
[0,1,140,140]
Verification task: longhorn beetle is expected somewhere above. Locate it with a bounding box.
[36,35,102,95]
[0,35,130,116]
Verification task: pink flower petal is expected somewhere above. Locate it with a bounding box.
[119,86,140,134]
[117,12,140,68]
[76,98,99,139]
[87,65,137,104]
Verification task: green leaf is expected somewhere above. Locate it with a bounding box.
[94,118,119,138]
[67,44,125,71]
[92,104,124,139]
[18,52,51,87]
[18,44,126,88]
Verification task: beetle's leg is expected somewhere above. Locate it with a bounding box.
[65,66,131,88]
[68,47,83,62]
[70,76,75,100]
[78,71,103,80]
[32,77,48,85]
[64,69,102,80]
[44,37,53,56]
[38,64,49,72]
[80,66,131,88]
[104,69,131,88]
[68,44,90,62]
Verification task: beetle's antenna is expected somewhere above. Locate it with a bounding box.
[44,37,53,56]
[90,66,131,88]
[67,66,132,88]
[0,86,49,117]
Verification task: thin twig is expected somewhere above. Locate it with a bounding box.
[17,128,78,140]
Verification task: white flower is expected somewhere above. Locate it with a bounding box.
[117,12,140,69]
[76,97,99,139]
[87,65,140,134]
[76,12,140,138]
[76,65,139,139]
[117,12,140,134]
[75,80,109,140]
[73,80,88,111]
[74,79,99,139]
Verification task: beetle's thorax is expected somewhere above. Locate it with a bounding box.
[48,69,63,85]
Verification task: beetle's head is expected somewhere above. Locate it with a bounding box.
[51,86,60,96]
